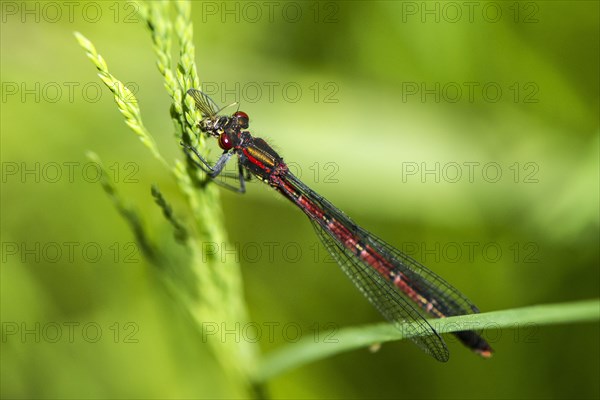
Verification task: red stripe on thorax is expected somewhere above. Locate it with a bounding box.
[242,148,270,173]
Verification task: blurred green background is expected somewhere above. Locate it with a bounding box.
[1,0,599,398]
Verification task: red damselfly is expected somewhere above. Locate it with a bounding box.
[183,88,493,362]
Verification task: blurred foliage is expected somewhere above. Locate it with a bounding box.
[1,1,598,399]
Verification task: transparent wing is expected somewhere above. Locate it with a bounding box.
[311,219,450,362]
[187,88,219,118]
[286,173,479,320]
[280,173,493,360]
[357,227,480,317]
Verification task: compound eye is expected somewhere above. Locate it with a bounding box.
[234,111,249,129]
[218,132,233,150]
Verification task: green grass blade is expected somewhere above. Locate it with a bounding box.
[74,32,167,168]
[86,152,159,262]
[256,299,600,382]
[150,184,189,244]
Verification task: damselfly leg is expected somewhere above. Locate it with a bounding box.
[182,142,250,193]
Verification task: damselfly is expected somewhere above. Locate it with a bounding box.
[184,88,493,362]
